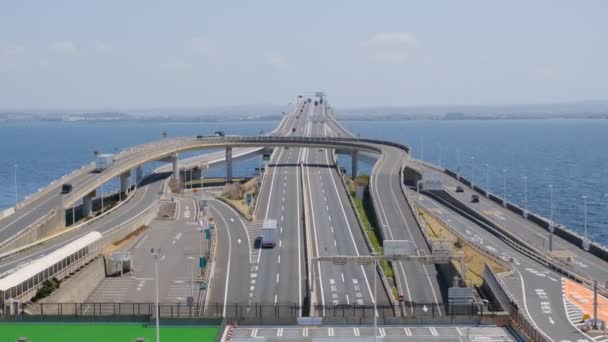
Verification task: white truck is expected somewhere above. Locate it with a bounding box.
[95,153,114,172]
[262,219,278,248]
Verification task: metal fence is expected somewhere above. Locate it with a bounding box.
[2,302,499,320]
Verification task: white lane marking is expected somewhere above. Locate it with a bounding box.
[341,273,345,283]
[276,273,280,284]
[274,294,278,305]
[278,255,281,264]
[430,327,438,336]
[516,269,555,341]
[324,149,377,316]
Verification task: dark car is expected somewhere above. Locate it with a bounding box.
[61,183,73,194]
[196,135,204,139]
[456,185,464,193]
[471,194,480,203]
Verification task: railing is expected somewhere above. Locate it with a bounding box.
[5,302,499,321]
[0,209,56,252]
[483,264,550,341]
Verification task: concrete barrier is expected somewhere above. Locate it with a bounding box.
[38,257,106,307]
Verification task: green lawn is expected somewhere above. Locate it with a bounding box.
[0,324,219,342]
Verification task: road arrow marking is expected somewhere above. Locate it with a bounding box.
[422,305,428,313]
[237,239,242,244]
[548,317,554,325]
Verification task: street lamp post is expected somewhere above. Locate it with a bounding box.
[502,169,507,208]
[471,156,475,189]
[549,184,555,252]
[485,163,490,198]
[188,256,195,298]
[151,248,161,342]
[523,175,528,218]
[13,164,18,208]
[456,149,461,180]
[100,183,104,215]
[372,252,378,342]
[583,195,588,240]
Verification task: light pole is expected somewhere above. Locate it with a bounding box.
[523,175,528,218]
[13,164,18,208]
[188,256,195,298]
[151,248,161,342]
[456,149,461,180]
[372,252,378,342]
[485,163,490,198]
[100,183,104,215]
[549,184,554,252]
[502,169,507,207]
[471,156,475,189]
[583,195,588,240]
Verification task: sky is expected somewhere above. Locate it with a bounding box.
[0,1,607,109]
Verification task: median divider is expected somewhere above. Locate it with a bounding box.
[300,161,316,315]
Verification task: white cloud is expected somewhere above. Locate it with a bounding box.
[360,32,418,64]
[189,38,219,56]
[49,40,77,54]
[266,53,289,70]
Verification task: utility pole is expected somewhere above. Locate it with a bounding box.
[151,248,161,342]
[14,164,18,208]
[549,184,554,252]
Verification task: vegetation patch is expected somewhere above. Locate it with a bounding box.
[218,177,259,220]
[346,175,396,293]
[32,278,60,301]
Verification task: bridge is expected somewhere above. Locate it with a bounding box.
[1,96,607,341]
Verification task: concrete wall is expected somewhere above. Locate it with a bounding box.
[39,257,106,304]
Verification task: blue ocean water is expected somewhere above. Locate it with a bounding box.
[1,119,607,243]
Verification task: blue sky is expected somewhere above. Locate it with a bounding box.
[0,1,606,109]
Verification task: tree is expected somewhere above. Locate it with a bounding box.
[93,149,99,157]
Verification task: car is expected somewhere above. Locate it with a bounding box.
[318,148,324,152]
[61,183,73,194]
[196,135,204,139]
[215,130,225,137]
[471,194,480,203]
[456,185,464,193]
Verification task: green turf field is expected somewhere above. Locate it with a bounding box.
[0,323,219,342]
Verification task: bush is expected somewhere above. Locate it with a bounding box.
[32,278,60,301]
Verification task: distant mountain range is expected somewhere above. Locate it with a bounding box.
[1,100,607,122]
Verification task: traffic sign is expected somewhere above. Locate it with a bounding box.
[199,282,207,290]
[200,256,207,268]
[205,229,211,240]
[187,296,194,306]
[263,154,271,161]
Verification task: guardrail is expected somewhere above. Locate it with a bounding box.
[423,190,608,298]
[482,264,550,342]
[0,209,56,253]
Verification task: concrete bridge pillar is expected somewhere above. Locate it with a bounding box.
[226,147,233,183]
[351,150,358,180]
[135,166,143,184]
[82,190,96,217]
[171,154,179,181]
[120,171,131,194]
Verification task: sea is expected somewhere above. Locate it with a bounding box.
[1,119,607,244]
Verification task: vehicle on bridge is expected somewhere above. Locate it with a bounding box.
[95,153,114,172]
[61,183,73,194]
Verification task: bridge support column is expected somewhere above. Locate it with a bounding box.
[172,154,179,181]
[82,191,96,217]
[226,147,233,183]
[120,171,131,195]
[351,150,358,179]
[135,166,143,184]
